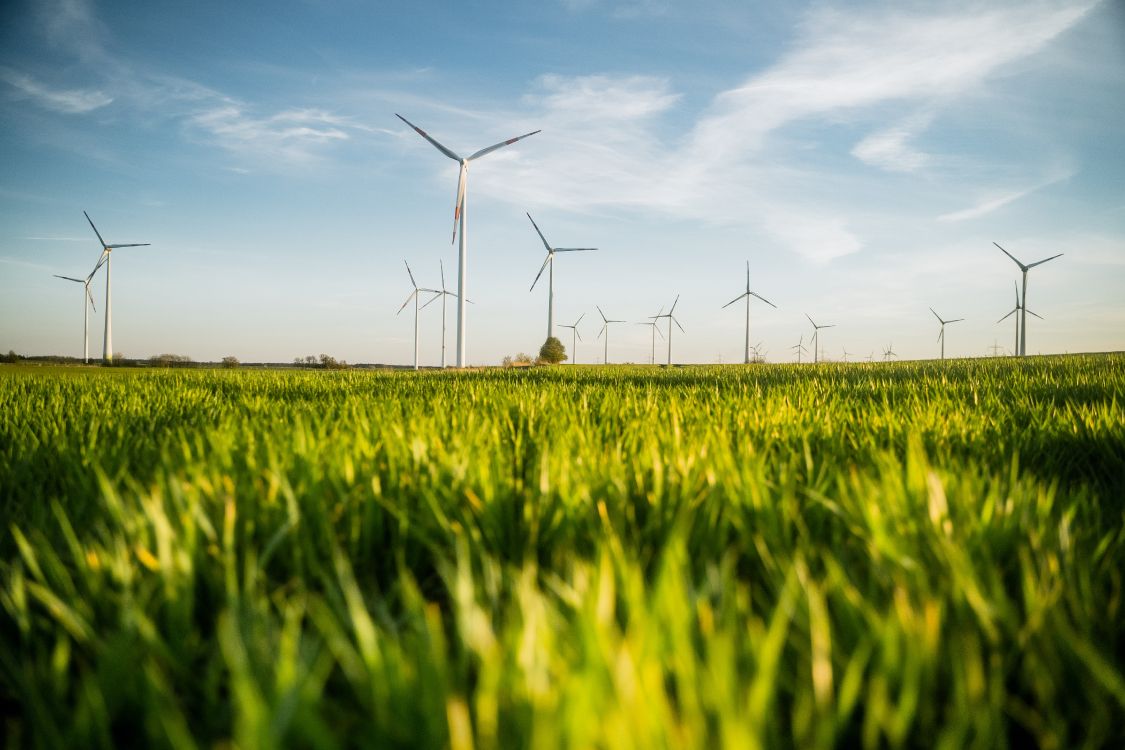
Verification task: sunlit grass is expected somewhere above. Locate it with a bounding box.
[1,355,1123,747]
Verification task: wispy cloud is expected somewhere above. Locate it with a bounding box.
[187,105,356,161]
[851,112,935,173]
[0,68,113,113]
[937,169,1074,222]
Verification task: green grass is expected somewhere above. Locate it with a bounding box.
[1,355,1123,748]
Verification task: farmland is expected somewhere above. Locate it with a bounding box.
[1,355,1123,748]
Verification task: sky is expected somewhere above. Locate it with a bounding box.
[1,0,1123,366]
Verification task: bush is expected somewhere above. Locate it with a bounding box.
[2,350,19,364]
[319,354,348,370]
[149,354,192,369]
[538,337,567,365]
[503,353,534,368]
[221,356,240,369]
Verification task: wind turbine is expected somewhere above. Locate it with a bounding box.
[883,343,898,362]
[721,261,776,364]
[929,307,965,361]
[790,335,808,364]
[994,242,1062,356]
[650,295,684,365]
[841,346,853,363]
[805,314,835,364]
[83,211,149,362]
[527,213,596,341]
[750,341,766,363]
[636,318,664,365]
[396,260,440,371]
[53,255,105,363]
[596,306,625,364]
[420,259,469,368]
[997,280,1042,358]
[558,313,585,365]
[396,114,540,367]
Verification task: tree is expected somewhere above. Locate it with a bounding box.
[222,356,240,369]
[538,336,567,365]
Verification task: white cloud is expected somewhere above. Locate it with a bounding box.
[937,169,1074,222]
[0,68,113,113]
[851,112,935,172]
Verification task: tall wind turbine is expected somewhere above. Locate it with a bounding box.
[396,260,440,371]
[883,343,898,362]
[650,295,684,365]
[805,314,835,364]
[527,213,596,341]
[420,259,468,368]
[722,261,776,364]
[396,114,540,367]
[994,242,1062,356]
[997,280,1041,358]
[558,313,585,365]
[929,307,965,361]
[596,306,625,364]
[636,318,664,365]
[790,335,808,364]
[84,211,149,362]
[53,255,105,363]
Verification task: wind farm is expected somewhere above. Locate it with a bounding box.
[3,2,1124,749]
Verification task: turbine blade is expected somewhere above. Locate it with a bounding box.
[669,294,680,315]
[749,291,776,308]
[576,330,582,342]
[452,162,467,244]
[526,212,552,253]
[805,312,816,328]
[938,328,944,343]
[467,129,541,161]
[395,114,461,161]
[655,324,664,339]
[420,293,441,310]
[83,211,107,247]
[87,286,96,313]
[672,316,684,333]
[396,290,416,315]
[597,305,608,323]
[822,324,836,329]
[930,307,943,323]
[575,313,585,326]
[1027,253,1063,269]
[993,242,1027,271]
[721,291,746,309]
[54,275,84,283]
[745,260,750,292]
[554,247,597,252]
[404,260,417,289]
[949,318,964,324]
[1026,309,1044,320]
[440,258,446,290]
[106,243,150,248]
[996,308,1017,323]
[598,324,607,339]
[530,253,552,291]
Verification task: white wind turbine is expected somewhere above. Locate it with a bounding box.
[558,313,585,365]
[650,295,684,365]
[396,114,540,367]
[396,260,440,371]
[994,242,1062,356]
[636,318,664,365]
[790,335,808,364]
[841,346,853,363]
[883,343,898,362]
[596,306,625,364]
[84,211,150,362]
[997,280,1041,358]
[527,213,596,342]
[722,261,776,364]
[929,307,965,361]
[53,255,106,363]
[805,314,835,364]
[420,259,469,368]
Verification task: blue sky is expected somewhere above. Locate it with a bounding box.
[1,0,1123,365]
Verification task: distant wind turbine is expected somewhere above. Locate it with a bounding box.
[929,307,965,361]
[805,314,835,364]
[722,261,776,364]
[994,242,1061,356]
[636,317,664,365]
[84,211,149,362]
[841,346,853,363]
[53,256,105,363]
[396,260,440,371]
[650,295,684,365]
[883,343,898,362]
[596,306,625,364]
[558,313,585,365]
[790,335,808,364]
[419,259,469,368]
[396,114,540,367]
[997,280,1041,358]
[527,213,596,341]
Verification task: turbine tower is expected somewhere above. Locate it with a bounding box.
[596,306,625,365]
[396,260,440,371]
[636,318,664,365]
[420,259,467,368]
[929,307,964,361]
[53,256,105,363]
[650,295,684,365]
[722,261,776,364]
[805,314,835,364]
[994,242,1062,356]
[527,213,596,341]
[997,280,1041,358]
[558,313,585,365]
[396,114,540,367]
[84,211,149,362]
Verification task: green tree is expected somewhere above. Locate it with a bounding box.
[538,336,567,364]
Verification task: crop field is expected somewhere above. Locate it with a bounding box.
[1,355,1123,748]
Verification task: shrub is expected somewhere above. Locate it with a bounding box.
[538,337,567,365]
[221,356,240,369]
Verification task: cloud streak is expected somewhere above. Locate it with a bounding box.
[0,68,113,113]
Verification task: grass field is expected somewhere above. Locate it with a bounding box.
[2,356,1123,748]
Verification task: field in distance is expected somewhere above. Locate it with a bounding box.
[1,356,1123,748]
